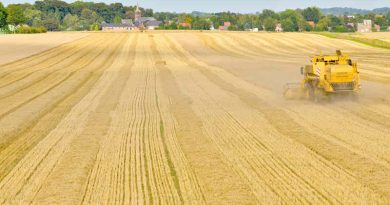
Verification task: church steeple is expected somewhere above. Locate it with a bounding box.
[135,3,141,21]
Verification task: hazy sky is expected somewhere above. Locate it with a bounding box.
[2,0,390,13]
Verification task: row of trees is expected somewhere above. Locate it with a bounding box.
[1,0,390,32]
[159,8,390,32]
[0,0,153,31]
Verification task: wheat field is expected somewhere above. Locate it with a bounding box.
[0,31,389,204]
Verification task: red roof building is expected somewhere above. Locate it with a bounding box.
[219,22,231,30]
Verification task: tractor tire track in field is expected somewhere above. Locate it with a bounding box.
[0,33,126,202]
[0,35,104,89]
[0,36,108,104]
[32,34,137,204]
[0,34,90,71]
[0,35,120,154]
[162,33,389,204]
[82,33,189,204]
[0,32,389,204]
[153,34,257,205]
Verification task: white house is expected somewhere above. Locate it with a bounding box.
[357,20,372,32]
[275,24,283,32]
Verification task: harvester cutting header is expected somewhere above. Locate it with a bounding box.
[284,50,361,100]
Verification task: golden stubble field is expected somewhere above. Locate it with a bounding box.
[0,31,389,204]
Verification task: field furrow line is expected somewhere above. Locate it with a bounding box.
[0,39,114,123]
[0,54,118,182]
[248,33,301,55]
[0,34,91,71]
[211,33,261,57]
[0,35,105,89]
[155,34,259,204]
[0,34,127,204]
[163,33,387,203]
[83,33,137,204]
[197,33,244,57]
[284,104,390,165]
[30,33,134,204]
[206,33,261,57]
[248,33,309,56]
[228,33,299,58]
[223,33,307,63]
[152,35,207,204]
[0,36,119,154]
[162,37,331,203]
[0,36,108,101]
[81,34,178,204]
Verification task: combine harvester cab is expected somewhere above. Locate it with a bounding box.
[284,50,361,101]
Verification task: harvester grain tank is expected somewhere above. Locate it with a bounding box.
[284,50,361,100]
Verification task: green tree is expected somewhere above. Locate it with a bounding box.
[63,13,79,30]
[335,25,347,32]
[280,9,304,31]
[315,16,330,31]
[0,2,7,28]
[90,22,99,31]
[374,16,386,27]
[281,18,295,32]
[80,8,99,30]
[6,4,27,25]
[260,9,279,20]
[42,12,60,31]
[144,8,153,17]
[113,15,121,24]
[24,8,42,27]
[302,7,321,23]
[192,18,211,30]
[386,12,390,24]
[162,22,177,30]
[125,9,134,19]
[35,0,70,20]
[179,14,193,24]
[328,15,343,30]
[263,17,276,31]
[69,1,93,16]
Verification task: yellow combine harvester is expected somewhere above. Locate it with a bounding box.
[284,50,361,100]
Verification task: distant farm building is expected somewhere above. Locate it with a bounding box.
[374,24,381,32]
[219,22,231,30]
[357,20,372,32]
[179,22,191,29]
[307,21,315,28]
[101,4,161,31]
[346,23,355,29]
[102,19,134,31]
[275,23,283,32]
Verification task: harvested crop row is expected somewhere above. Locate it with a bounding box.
[159,33,387,204]
[0,35,104,89]
[82,33,205,205]
[0,32,389,204]
[196,32,390,84]
[0,33,126,203]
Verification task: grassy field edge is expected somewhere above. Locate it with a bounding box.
[315,32,390,50]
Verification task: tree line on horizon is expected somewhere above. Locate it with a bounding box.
[0,0,390,33]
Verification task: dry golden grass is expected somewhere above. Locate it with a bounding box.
[0,31,389,204]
